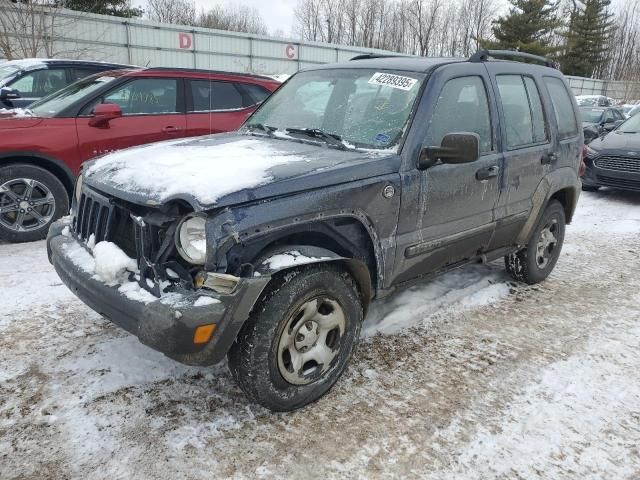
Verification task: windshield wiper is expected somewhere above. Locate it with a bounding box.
[245,123,276,136]
[285,127,349,150]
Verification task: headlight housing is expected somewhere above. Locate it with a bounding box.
[74,173,84,204]
[175,214,207,265]
[585,145,599,158]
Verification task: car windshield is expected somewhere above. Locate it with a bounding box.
[244,68,425,151]
[28,74,119,117]
[618,113,640,133]
[0,64,20,83]
[580,108,604,123]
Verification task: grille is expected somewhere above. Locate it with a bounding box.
[596,175,640,191]
[594,155,640,174]
[73,188,137,257]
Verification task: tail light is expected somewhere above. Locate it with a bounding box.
[579,145,587,177]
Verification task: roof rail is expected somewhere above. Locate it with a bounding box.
[469,49,558,69]
[143,66,275,80]
[349,53,405,61]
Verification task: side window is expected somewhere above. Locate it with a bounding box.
[189,81,248,111]
[544,77,579,139]
[210,81,244,110]
[496,75,534,148]
[523,77,548,143]
[241,83,271,106]
[612,109,624,121]
[101,78,178,115]
[71,68,100,82]
[426,76,493,153]
[602,110,614,123]
[9,69,68,97]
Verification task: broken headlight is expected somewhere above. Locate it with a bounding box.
[175,214,207,265]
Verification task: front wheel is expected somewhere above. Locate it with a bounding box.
[505,200,566,285]
[228,265,363,411]
[0,164,69,243]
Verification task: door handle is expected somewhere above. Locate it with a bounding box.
[162,126,181,133]
[476,165,499,181]
[541,152,557,165]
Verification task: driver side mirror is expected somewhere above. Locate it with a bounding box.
[0,87,20,100]
[418,132,480,169]
[89,103,122,127]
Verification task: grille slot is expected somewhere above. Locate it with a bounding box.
[596,175,640,191]
[595,155,640,174]
[73,189,114,242]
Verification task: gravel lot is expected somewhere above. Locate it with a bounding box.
[1,190,639,479]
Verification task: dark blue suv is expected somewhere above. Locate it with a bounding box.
[0,58,131,109]
[47,50,583,411]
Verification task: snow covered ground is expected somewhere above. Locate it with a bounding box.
[1,190,639,479]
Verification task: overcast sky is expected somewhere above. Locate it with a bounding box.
[134,0,298,37]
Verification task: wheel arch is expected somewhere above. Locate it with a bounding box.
[0,152,75,197]
[223,216,380,306]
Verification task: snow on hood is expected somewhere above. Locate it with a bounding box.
[0,108,33,118]
[84,133,396,209]
[85,135,313,206]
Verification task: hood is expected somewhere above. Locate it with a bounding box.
[589,131,640,155]
[84,133,399,210]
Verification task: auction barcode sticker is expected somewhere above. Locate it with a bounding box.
[368,72,418,91]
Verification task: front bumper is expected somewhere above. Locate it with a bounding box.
[583,156,640,192]
[47,220,270,366]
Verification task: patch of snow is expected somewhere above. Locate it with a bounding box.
[193,296,221,307]
[261,250,331,270]
[86,137,308,205]
[93,241,137,284]
[0,107,33,117]
[264,73,290,82]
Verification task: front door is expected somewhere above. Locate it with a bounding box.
[393,65,503,285]
[76,77,186,161]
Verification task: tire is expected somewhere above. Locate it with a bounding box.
[504,200,566,285]
[228,265,363,412]
[582,185,600,192]
[0,164,69,243]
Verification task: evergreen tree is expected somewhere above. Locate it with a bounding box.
[560,0,616,77]
[482,0,562,56]
[60,0,142,17]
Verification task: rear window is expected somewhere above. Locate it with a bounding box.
[544,77,579,138]
[189,80,252,111]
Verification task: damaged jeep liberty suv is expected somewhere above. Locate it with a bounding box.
[48,50,582,411]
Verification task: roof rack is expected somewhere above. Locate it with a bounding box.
[469,49,558,69]
[349,53,405,61]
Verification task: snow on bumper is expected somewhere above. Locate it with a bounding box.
[46,221,270,366]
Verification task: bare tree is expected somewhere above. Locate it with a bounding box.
[146,0,196,25]
[0,0,59,59]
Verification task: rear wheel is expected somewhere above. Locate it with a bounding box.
[505,200,566,285]
[0,164,69,243]
[228,265,362,411]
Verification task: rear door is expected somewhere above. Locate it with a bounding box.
[185,79,265,136]
[393,64,503,285]
[75,77,186,161]
[486,65,554,249]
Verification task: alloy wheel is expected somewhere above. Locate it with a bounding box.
[0,178,56,232]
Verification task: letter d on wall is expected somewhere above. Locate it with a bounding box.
[179,32,192,50]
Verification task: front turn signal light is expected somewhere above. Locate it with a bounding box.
[193,324,216,345]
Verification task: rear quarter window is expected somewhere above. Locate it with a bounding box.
[544,77,578,139]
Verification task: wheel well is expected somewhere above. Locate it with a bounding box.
[230,217,379,292]
[0,156,74,197]
[549,187,577,223]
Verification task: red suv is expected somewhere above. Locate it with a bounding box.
[0,68,280,242]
